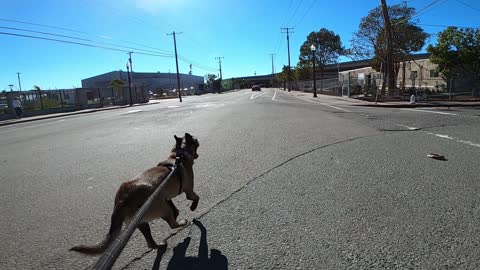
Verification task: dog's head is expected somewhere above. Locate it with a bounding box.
[173,133,200,160]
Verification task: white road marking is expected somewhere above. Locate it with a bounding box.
[57,119,65,122]
[195,104,210,108]
[425,132,480,148]
[457,140,480,148]
[167,105,180,108]
[317,102,352,112]
[427,132,453,140]
[124,109,143,114]
[401,108,457,115]
[272,90,277,101]
[397,124,421,130]
[250,92,266,99]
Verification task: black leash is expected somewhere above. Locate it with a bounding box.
[95,143,191,269]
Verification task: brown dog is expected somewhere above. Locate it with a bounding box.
[70,133,200,255]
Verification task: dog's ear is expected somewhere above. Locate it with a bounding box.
[185,133,193,142]
[174,135,183,147]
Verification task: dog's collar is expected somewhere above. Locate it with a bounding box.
[175,149,194,161]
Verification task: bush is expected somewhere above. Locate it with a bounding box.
[24,98,61,110]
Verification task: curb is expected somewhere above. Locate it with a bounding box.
[0,101,161,127]
[287,93,480,108]
[351,103,480,108]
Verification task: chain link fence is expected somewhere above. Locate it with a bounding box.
[339,73,480,101]
[0,86,148,120]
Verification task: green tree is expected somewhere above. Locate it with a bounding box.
[350,3,428,93]
[109,79,125,88]
[276,65,295,89]
[427,27,480,80]
[295,61,312,81]
[206,74,217,84]
[298,28,343,87]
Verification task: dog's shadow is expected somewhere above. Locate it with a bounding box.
[152,219,228,270]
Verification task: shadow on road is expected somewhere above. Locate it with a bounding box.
[152,219,228,270]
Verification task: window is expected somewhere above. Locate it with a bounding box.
[410,71,418,79]
[430,69,439,78]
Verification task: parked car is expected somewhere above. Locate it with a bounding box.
[252,85,261,91]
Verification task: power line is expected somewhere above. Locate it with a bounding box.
[455,0,480,13]
[178,57,217,72]
[1,18,218,73]
[0,31,172,57]
[0,18,173,54]
[412,0,442,17]
[0,25,217,72]
[178,55,217,72]
[416,23,480,29]
[0,26,173,56]
[393,0,445,25]
[287,0,305,26]
[294,0,318,27]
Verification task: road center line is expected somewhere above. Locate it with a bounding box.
[272,90,277,101]
[167,105,180,108]
[401,108,457,115]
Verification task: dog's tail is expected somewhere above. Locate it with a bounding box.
[70,206,125,255]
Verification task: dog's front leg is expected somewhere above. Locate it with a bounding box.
[185,190,199,211]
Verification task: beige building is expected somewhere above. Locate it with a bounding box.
[339,53,448,95]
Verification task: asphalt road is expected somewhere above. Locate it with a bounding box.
[1,88,479,269]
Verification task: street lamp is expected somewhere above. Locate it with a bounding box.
[17,72,22,91]
[310,44,317,98]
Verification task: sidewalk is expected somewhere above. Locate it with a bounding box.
[287,91,480,108]
[0,99,164,127]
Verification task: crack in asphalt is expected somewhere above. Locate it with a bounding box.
[119,133,382,269]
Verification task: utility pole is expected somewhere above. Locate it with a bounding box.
[126,62,133,106]
[168,31,183,102]
[380,0,394,95]
[215,57,224,79]
[128,52,134,86]
[128,52,133,71]
[281,27,294,91]
[17,72,22,91]
[269,54,275,75]
[269,54,275,87]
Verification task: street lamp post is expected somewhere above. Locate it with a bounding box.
[17,72,22,91]
[310,45,317,98]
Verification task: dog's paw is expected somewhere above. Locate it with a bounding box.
[148,241,167,249]
[190,201,198,211]
[178,219,189,226]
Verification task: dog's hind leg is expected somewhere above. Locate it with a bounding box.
[161,202,188,229]
[138,222,165,248]
[167,200,179,219]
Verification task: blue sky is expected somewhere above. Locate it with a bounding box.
[1,0,479,90]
